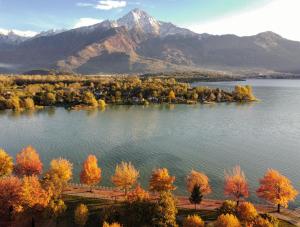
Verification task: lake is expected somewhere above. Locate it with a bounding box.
[1,79,300,206]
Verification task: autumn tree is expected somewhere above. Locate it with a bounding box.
[256,169,298,213]
[149,168,176,192]
[237,202,258,225]
[80,155,101,191]
[189,184,203,209]
[74,204,89,227]
[183,215,204,227]
[8,95,21,111]
[84,91,98,107]
[20,175,51,227]
[98,99,106,108]
[0,176,23,219]
[218,200,237,215]
[186,170,211,195]
[20,175,51,210]
[153,191,178,227]
[215,214,241,227]
[111,162,139,196]
[43,158,73,198]
[103,222,122,227]
[46,199,67,225]
[168,90,176,102]
[0,148,13,177]
[24,97,35,110]
[15,146,43,176]
[253,216,273,227]
[127,184,150,202]
[224,166,249,206]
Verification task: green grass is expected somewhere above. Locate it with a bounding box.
[50,195,297,227]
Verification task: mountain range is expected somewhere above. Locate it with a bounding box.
[1,8,300,75]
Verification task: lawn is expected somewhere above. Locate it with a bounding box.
[49,195,296,227]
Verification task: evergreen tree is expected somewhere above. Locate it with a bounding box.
[189,184,203,209]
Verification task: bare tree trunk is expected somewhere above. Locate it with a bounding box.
[277,204,281,213]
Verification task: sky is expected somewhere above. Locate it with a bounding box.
[0,0,300,41]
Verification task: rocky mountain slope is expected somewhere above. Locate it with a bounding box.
[1,9,300,74]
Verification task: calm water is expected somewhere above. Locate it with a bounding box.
[1,79,300,206]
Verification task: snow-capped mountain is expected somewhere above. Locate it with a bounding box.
[0,31,29,45]
[33,29,66,38]
[116,8,196,37]
[117,8,161,35]
[1,8,300,74]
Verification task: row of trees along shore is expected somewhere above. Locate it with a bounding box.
[0,146,296,227]
[0,75,257,111]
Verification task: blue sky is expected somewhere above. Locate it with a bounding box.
[1,0,300,40]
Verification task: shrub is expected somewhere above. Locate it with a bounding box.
[215,214,241,227]
[183,215,204,227]
[218,200,237,215]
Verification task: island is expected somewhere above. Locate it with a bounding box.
[0,74,257,111]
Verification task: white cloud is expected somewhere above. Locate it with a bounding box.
[74,18,103,28]
[0,28,38,37]
[95,0,126,10]
[76,2,94,7]
[186,0,300,41]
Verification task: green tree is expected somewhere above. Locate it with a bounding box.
[189,184,203,209]
[153,191,178,227]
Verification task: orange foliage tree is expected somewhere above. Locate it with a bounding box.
[149,168,176,192]
[0,148,14,177]
[256,169,298,213]
[183,214,205,227]
[186,170,212,195]
[111,162,139,196]
[74,203,89,227]
[0,176,23,219]
[80,155,101,191]
[14,146,43,176]
[224,166,249,206]
[103,222,122,227]
[43,158,73,198]
[20,175,51,210]
[237,202,258,225]
[127,184,150,202]
[215,214,241,227]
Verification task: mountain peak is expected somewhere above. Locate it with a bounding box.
[117,8,160,34]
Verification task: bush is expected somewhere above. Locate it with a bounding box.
[215,214,241,227]
[237,202,258,223]
[253,216,273,227]
[260,214,279,227]
[183,215,204,227]
[218,200,237,215]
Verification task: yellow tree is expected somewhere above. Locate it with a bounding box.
[149,168,176,192]
[111,161,139,196]
[153,191,178,227]
[237,202,258,225]
[183,215,205,227]
[103,222,122,227]
[43,158,73,198]
[24,97,35,110]
[74,204,89,227]
[15,145,43,176]
[256,169,298,213]
[0,148,14,177]
[168,90,176,102]
[215,214,241,227]
[127,184,150,202]
[80,155,101,191]
[20,175,51,226]
[186,170,212,195]
[0,176,23,219]
[47,199,67,225]
[224,166,249,206]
